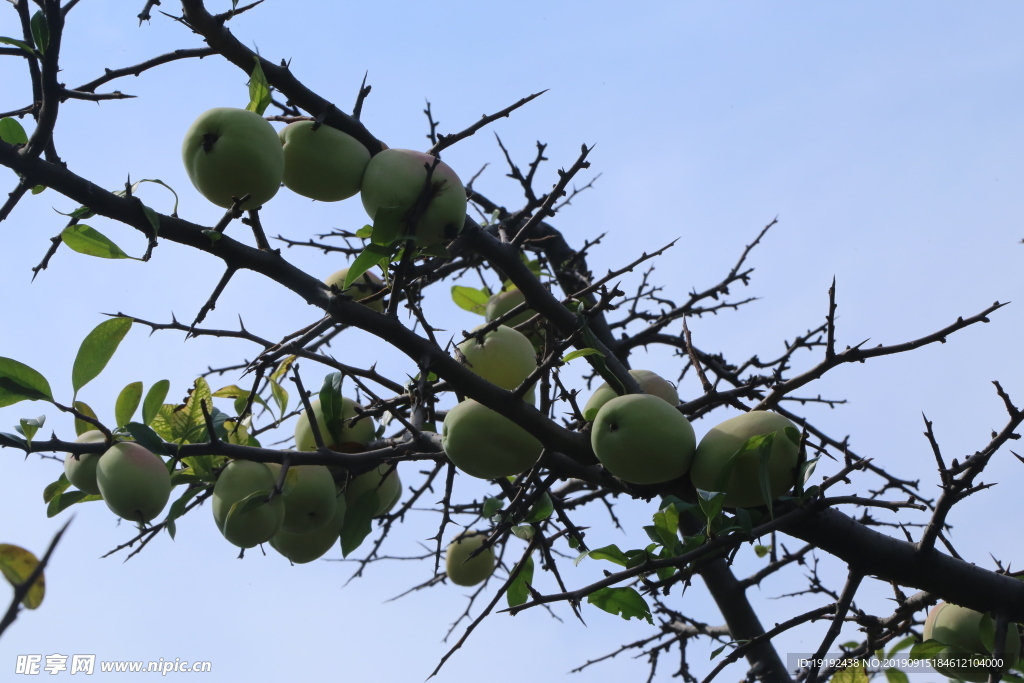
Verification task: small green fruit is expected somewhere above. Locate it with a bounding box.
[923,602,1021,682]
[689,411,800,508]
[591,394,695,485]
[280,121,370,202]
[485,288,535,329]
[181,107,284,209]
[344,465,402,517]
[270,488,346,564]
[445,531,495,587]
[64,430,106,495]
[583,369,679,422]
[266,463,338,534]
[212,459,285,548]
[95,442,172,523]
[441,400,543,479]
[294,397,375,452]
[324,267,385,312]
[360,148,467,248]
[457,324,537,391]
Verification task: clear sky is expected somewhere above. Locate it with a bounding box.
[1,1,1022,681]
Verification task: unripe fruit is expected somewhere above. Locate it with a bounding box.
[923,602,1021,682]
[689,411,801,508]
[442,400,543,479]
[324,267,385,312]
[212,460,285,548]
[95,442,172,523]
[583,369,679,422]
[360,149,467,248]
[266,464,338,534]
[64,430,106,495]
[457,324,537,391]
[294,397,375,452]
[445,532,496,587]
[344,465,402,517]
[591,394,696,485]
[181,107,284,209]
[270,489,346,564]
[279,121,370,202]
[485,288,535,329]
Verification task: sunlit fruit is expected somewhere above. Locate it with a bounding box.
[266,463,338,534]
[457,324,537,391]
[441,400,543,479]
[689,411,801,508]
[212,459,285,548]
[324,267,385,312]
[583,369,679,422]
[270,488,346,564]
[294,397,375,452]
[279,121,370,202]
[923,602,1021,682]
[360,148,467,248]
[63,430,106,495]
[344,465,402,517]
[181,107,284,209]
[445,531,496,587]
[591,394,695,485]
[95,442,172,523]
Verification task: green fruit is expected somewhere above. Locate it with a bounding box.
[181,107,284,209]
[360,148,467,248]
[266,463,338,534]
[923,602,1021,682]
[279,121,370,202]
[445,531,495,587]
[324,267,385,313]
[689,411,801,508]
[212,459,285,548]
[95,442,172,523]
[270,488,346,564]
[441,400,543,479]
[63,430,106,495]
[344,465,401,517]
[583,369,679,422]
[485,288,536,329]
[591,394,696,485]
[294,397,375,452]
[457,324,537,391]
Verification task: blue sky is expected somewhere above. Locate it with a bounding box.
[1,2,1023,681]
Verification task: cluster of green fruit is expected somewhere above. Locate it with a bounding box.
[584,369,802,505]
[923,602,1022,682]
[181,107,467,247]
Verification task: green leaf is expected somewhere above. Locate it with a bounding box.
[561,348,605,363]
[831,660,869,683]
[114,381,143,428]
[506,554,535,608]
[0,357,53,407]
[142,380,170,426]
[355,224,373,239]
[18,415,44,446]
[369,206,405,246]
[0,118,29,145]
[164,486,203,540]
[511,525,534,541]
[577,544,629,567]
[71,318,133,397]
[269,379,288,417]
[909,639,951,660]
[29,11,48,55]
[0,36,37,57]
[482,496,503,519]
[122,423,169,457]
[46,488,101,518]
[883,668,909,683]
[245,56,272,116]
[784,426,801,446]
[345,243,393,289]
[72,401,98,436]
[42,473,70,504]
[525,492,553,523]
[31,184,45,194]
[753,544,771,558]
[451,286,490,315]
[0,432,28,449]
[61,224,135,260]
[586,587,654,624]
[696,488,726,534]
[141,204,160,236]
[340,490,376,557]
[318,373,345,445]
[886,635,918,658]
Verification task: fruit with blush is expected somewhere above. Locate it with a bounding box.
[95,442,173,523]
[63,430,106,495]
